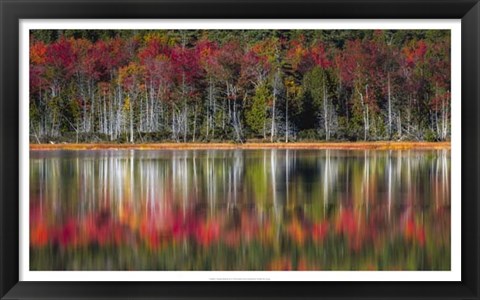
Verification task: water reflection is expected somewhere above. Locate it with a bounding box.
[30,149,450,270]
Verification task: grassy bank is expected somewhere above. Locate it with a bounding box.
[30,141,451,151]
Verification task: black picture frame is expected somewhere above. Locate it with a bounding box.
[1,0,479,299]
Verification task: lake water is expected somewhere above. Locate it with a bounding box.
[30,149,451,271]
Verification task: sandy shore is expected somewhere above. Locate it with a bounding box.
[30,141,451,151]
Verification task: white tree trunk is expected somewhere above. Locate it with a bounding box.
[129,94,134,143]
[387,73,392,138]
[285,95,289,143]
[323,76,329,141]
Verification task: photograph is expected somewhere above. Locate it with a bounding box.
[3,0,480,298]
[27,27,453,273]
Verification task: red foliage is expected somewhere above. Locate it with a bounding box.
[312,220,329,242]
[240,50,266,86]
[310,42,332,69]
[195,220,221,247]
[403,218,426,247]
[30,65,46,93]
[402,40,428,68]
[171,44,202,85]
[335,209,369,251]
[336,209,357,236]
[285,36,308,71]
[46,37,76,79]
[215,41,244,81]
[430,91,451,112]
[30,206,49,247]
[138,37,167,63]
[337,40,364,86]
[91,37,132,80]
[55,219,78,248]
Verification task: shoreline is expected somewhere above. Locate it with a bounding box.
[30,141,451,151]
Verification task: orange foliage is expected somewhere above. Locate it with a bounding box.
[31,222,49,247]
[30,41,47,64]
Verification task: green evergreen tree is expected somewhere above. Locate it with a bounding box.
[245,84,269,137]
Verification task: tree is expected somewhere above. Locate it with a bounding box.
[30,39,48,141]
[171,38,201,142]
[249,38,282,142]
[29,29,451,143]
[301,42,337,140]
[138,35,174,135]
[400,39,429,140]
[198,39,222,141]
[245,83,269,136]
[284,37,309,142]
[425,37,450,140]
[216,41,246,142]
[119,62,145,143]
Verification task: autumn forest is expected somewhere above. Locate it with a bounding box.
[29,30,451,144]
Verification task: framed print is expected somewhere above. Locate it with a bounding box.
[1,0,479,299]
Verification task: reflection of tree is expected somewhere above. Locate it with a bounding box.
[30,149,450,271]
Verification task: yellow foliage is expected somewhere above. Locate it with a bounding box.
[143,32,169,45]
[123,96,130,111]
[252,38,279,64]
[284,78,302,97]
[118,62,145,88]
